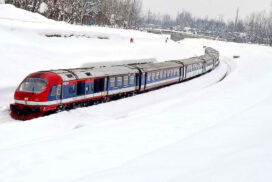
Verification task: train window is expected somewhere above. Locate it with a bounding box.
[160,71,163,79]
[163,71,166,78]
[19,77,47,93]
[57,85,61,95]
[156,72,159,80]
[117,77,122,87]
[85,72,91,76]
[124,76,128,86]
[66,74,73,78]
[85,85,89,92]
[51,85,57,96]
[69,85,75,94]
[168,70,171,77]
[147,74,151,82]
[129,75,135,85]
[110,77,115,88]
[152,73,155,81]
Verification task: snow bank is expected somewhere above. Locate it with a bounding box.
[0,4,49,22]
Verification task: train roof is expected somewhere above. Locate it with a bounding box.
[83,65,138,77]
[176,57,204,65]
[131,61,182,72]
[40,47,219,82]
[199,54,214,61]
[205,47,219,56]
[47,65,138,81]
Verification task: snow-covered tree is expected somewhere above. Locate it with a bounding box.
[38,2,48,13]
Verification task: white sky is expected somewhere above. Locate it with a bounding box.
[142,0,272,21]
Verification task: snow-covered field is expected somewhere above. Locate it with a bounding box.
[1,4,272,182]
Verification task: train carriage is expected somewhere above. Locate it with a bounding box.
[89,65,140,96]
[176,57,204,80]
[199,54,214,72]
[205,47,220,67]
[131,62,184,91]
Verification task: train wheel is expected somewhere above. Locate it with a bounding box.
[56,104,65,112]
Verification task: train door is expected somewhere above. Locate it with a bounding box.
[179,67,184,81]
[76,80,86,99]
[103,77,108,96]
[56,84,62,104]
[93,78,105,97]
[135,73,140,90]
[48,84,62,104]
[143,72,147,91]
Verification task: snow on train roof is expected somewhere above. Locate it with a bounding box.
[48,70,76,81]
[81,58,157,68]
[199,54,214,61]
[48,65,138,81]
[176,57,203,65]
[205,47,219,56]
[78,65,138,77]
[132,62,182,72]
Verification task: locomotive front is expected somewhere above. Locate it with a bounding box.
[10,72,62,120]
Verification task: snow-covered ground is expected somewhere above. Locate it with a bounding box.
[1,4,272,182]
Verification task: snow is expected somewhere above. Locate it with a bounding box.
[1,4,272,182]
[38,2,48,14]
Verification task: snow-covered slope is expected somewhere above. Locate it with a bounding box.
[1,4,272,182]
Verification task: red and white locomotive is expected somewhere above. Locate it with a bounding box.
[10,47,219,120]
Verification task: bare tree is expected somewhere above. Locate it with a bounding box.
[234,7,239,32]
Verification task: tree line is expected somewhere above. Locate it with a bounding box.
[142,8,272,45]
[5,0,272,45]
[7,0,142,27]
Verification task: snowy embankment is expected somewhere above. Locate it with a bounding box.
[1,4,272,182]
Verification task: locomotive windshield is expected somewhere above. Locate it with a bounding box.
[19,77,47,93]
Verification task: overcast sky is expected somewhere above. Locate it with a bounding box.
[142,0,272,20]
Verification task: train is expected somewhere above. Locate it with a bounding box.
[10,47,220,120]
